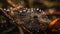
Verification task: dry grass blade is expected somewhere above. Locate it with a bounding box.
[0,8,24,34]
[18,27,24,34]
[0,8,13,20]
[7,0,17,7]
[22,26,33,34]
[7,0,23,11]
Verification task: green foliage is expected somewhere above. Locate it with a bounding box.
[44,1,53,8]
[0,3,3,8]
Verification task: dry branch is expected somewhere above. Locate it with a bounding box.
[22,26,33,34]
[7,0,17,7]
[0,8,13,20]
[7,0,23,11]
[18,26,24,34]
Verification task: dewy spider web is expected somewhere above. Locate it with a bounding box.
[0,8,52,34]
[6,8,51,31]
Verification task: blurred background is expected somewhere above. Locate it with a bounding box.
[0,0,60,9]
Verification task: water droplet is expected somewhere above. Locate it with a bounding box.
[19,10,22,13]
[23,10,26,12]
[39,9,42,12]
[4,8,6,10]
[37,8,39,10]
[6,9,10,11]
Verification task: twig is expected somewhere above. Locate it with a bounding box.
[48,18,59,28]
[18,27,24,34]
[7,0,23,11]
[12,5,23,11]
[0,8,13,20]
[22,26,33,34]
[0,8,24,34]
[7,0,16,7]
